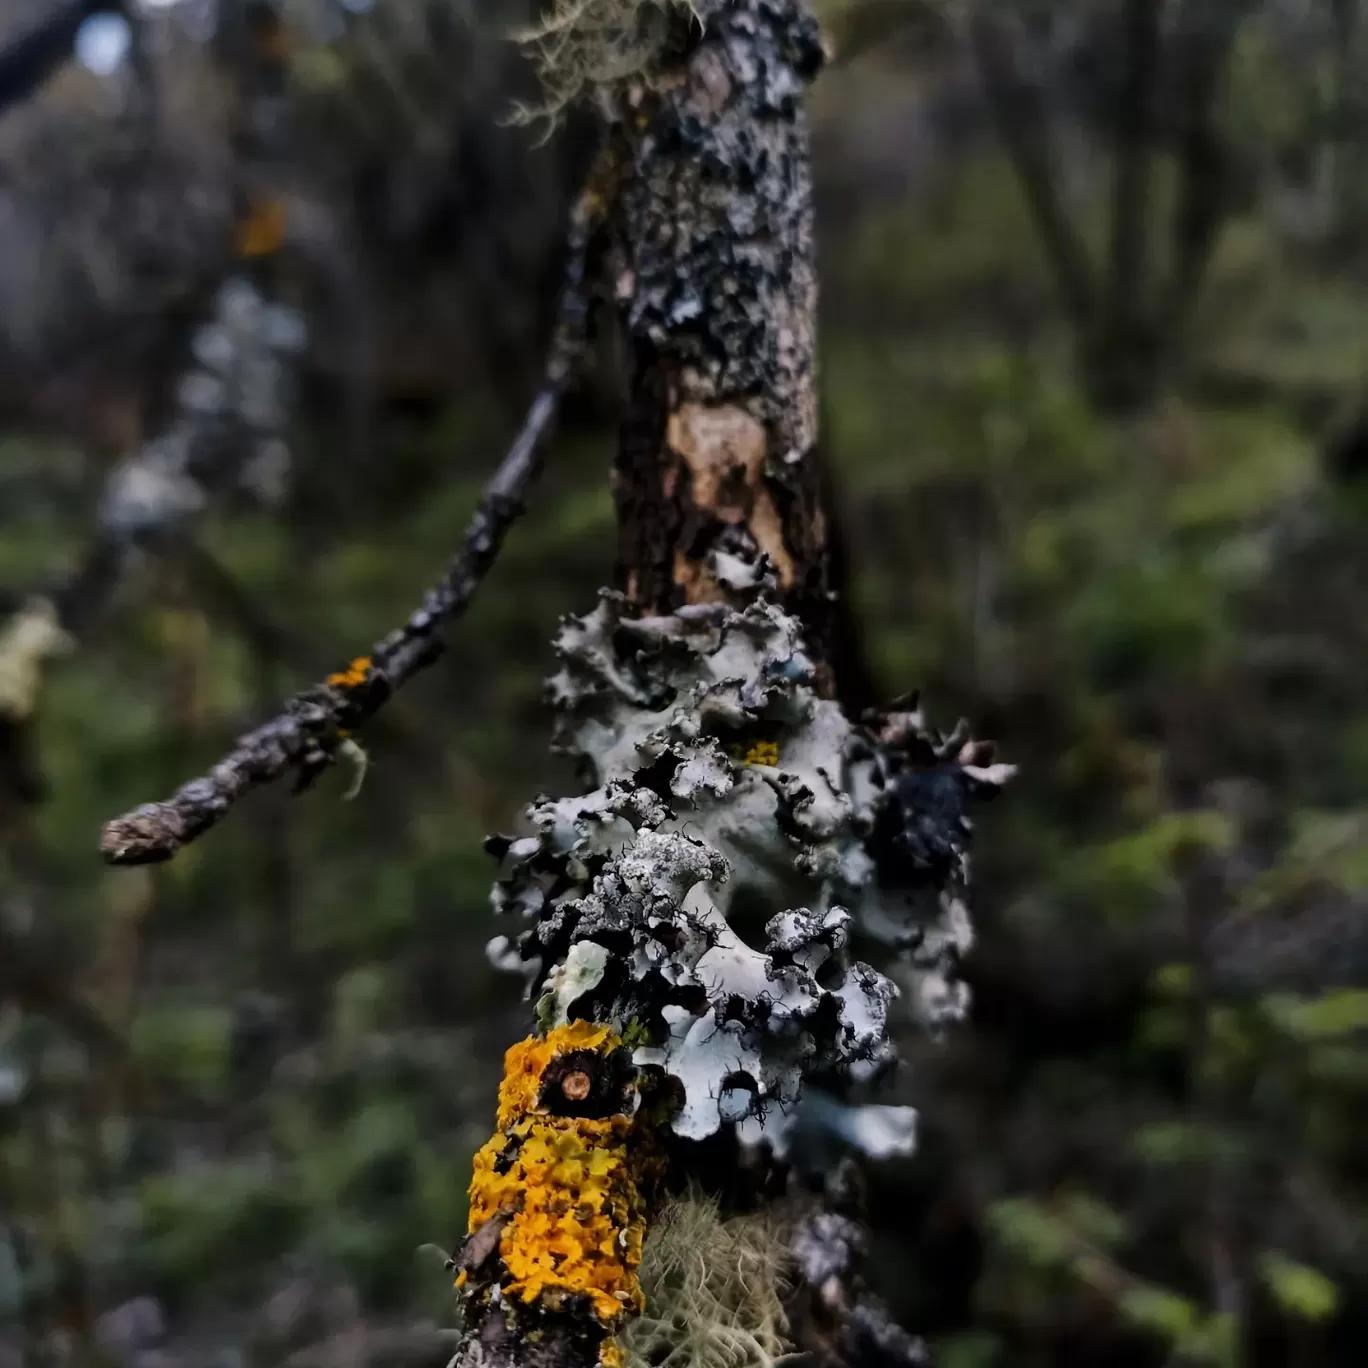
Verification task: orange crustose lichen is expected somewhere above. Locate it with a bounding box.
[326,656,372,690]
[236,198,288,259]
[463,1021,647,1331]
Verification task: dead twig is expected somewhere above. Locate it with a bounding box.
[100,161,610,866]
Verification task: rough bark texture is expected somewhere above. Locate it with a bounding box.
[611,0,834,683]
[447,7,1006,1367]
[453,6,834,1367]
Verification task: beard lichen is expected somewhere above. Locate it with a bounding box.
[620,1190,791,1368]
[512,0,702,126]
[462,1022,651,1333]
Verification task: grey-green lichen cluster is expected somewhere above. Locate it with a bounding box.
[486,577,1011,1153]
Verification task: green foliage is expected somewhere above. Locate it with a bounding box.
[1116,1285,1200,1341]
[1264,990,1368,1043]
[1258,1253,1340,1323]
[129,1006,232,1100]
[138,1161,306,1301]
[987,1198,1075,1270]
[936,1332,1002,1368]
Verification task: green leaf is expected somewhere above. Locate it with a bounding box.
[1118,1284,1198,1340]
[1153,962,1194,998]
[986,1197,1071,1269]
[130,1005,232,1097]
[936,1331,1001,1368]
[1258,1253,1340,1322]
[1264,991,1368,1043]
[1058,1192,1126,1248]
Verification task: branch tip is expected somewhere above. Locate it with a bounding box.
[97,151,616,867]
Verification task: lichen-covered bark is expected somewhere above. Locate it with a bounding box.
[454,8,839,1365]
[452,7,1010,1368]
[454,1023,651,1368]
[611,0,837,682]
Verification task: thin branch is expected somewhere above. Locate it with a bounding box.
[966,8,1097,333]
[1104,0,1164,346]
[1161,0,1252,339]
[788,1204,930,1368]
[99,165,609,866]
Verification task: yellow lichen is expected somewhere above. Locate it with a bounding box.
[728,739,780,768]
[496,1020,617,1128]
[743,740,779,768]
[326,655,372,690]
[236,197,287,258]
[465,1022,647,1326]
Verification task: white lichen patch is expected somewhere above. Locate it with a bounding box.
[486,586,1011,1152]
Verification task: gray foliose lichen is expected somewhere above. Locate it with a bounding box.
[485,580,1011,1153]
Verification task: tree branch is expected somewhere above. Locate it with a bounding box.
[787,1192,931,1368]
[98,164,608,866]
[446,11,1010,1368]
[1104,0,1164,346]
[966,8,1097,333]
[1161,0,1252,339]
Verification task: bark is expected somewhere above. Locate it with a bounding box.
[610,0,833,680]
[451,8,1008,1368]
[453,5,834,1366]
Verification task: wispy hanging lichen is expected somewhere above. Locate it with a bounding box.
[512,0,701,126]
[622,1189,791,1368]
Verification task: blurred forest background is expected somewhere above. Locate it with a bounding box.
[3,0,1368,1365]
